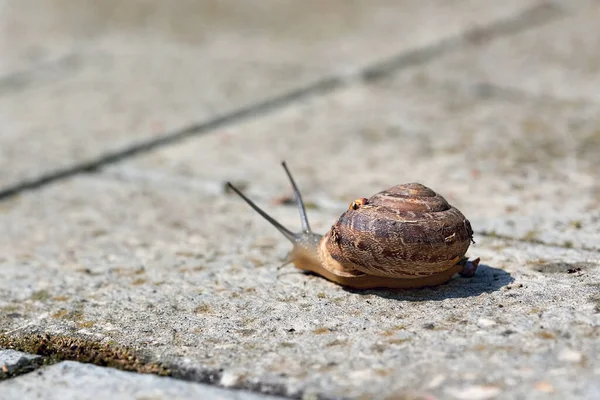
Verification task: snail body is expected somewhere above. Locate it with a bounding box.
[227,163,478,289]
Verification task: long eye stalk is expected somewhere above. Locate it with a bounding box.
[226,182,296,243]
[281,161,312,233]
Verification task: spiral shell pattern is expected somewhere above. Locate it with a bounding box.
[321,183,473,278]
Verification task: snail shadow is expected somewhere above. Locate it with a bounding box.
[342,263,514,301]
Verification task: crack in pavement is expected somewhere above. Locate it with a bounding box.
[0,332,308,399]
[361,2,562,81]
[476,230,600,253]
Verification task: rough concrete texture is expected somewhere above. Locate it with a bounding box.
[0,361,284,400]
[0,176,598,399]
[1,0,600,399]
[0,0,542,191]
[0,349,41,379]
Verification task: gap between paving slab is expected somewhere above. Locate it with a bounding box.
[415,0,600,103]
[0,360,286,400]
[0,2,563,201]
[0,332,291,398]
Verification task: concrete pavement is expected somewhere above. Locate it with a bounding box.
[1,1,599,399]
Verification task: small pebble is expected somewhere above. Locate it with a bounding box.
[219,370,241,387]
[557,349,583,364]
[535,381,554,393]
[426,374,446,389]
[447,385,501,400]
[477,318,496,328]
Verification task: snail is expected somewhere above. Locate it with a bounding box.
[227,162,479,289]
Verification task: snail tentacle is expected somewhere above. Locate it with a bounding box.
[226,182,296,243]
[281,161,312,233]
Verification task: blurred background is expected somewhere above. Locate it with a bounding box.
[1,0,599,246]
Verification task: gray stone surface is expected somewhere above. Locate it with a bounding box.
[0,349,41,379]
[1,1,599,399]
[112,66,600,252]
[0,0,545,191]
[0,174,598,399]
[0,361,284,400]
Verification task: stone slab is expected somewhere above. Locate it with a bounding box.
[0,0,544,191]
[0,349,41,379]
[0,175,598,399]
[107,67,600,252]
[0,361,284,400]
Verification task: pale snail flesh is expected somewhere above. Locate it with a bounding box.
[227,162,479,289]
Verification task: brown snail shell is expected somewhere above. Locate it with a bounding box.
[228,163,477,290]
